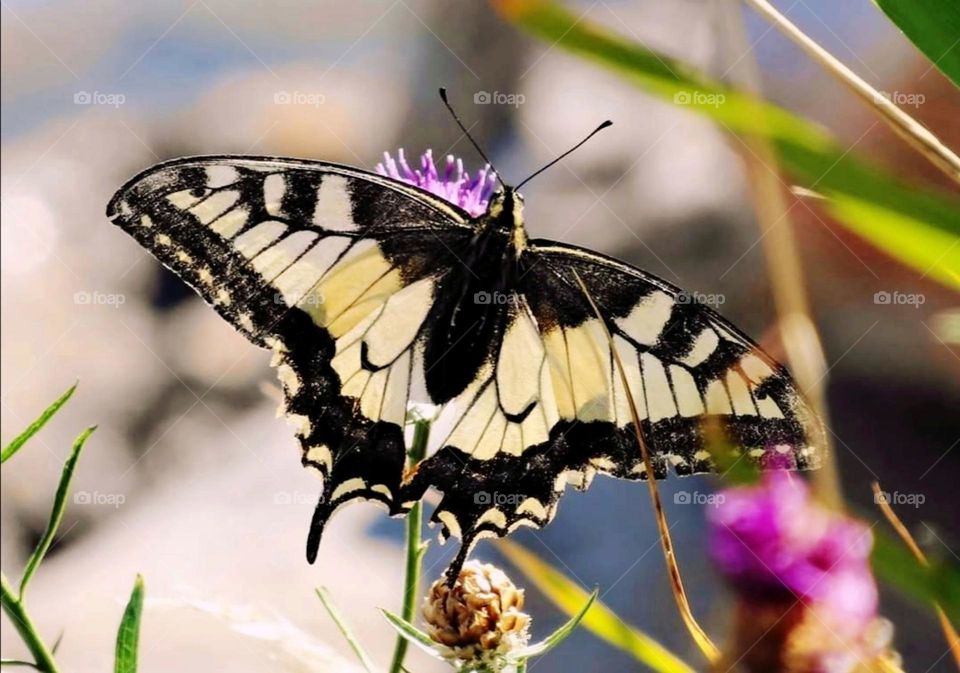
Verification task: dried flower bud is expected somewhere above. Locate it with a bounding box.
[423,561,531,667]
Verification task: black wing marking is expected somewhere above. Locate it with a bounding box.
[404,240,824,578]
[107,155,474,560]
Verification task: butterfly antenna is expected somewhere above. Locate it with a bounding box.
[438,87,506,188]
[516,120,613,190]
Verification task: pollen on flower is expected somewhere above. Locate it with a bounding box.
[376,149,497,217]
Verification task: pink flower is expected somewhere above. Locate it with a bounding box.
[376,149,497,217]
[708,472,891,672]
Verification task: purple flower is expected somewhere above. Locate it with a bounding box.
[708,472,891,672]
[709,471,876,622]
[376,149,497,217]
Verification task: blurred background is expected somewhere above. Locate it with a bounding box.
[2,0,958,670]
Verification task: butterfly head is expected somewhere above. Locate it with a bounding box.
[485,187,528,250]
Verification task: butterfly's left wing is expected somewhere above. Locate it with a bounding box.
[107,155,475,559]
[405,240,824,574]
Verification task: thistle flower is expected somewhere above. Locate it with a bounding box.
[422,561,531,669]
[376,149,498,217]
[708,471,897,673]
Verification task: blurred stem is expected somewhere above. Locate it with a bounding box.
[575,273,721,664]
[872,482,960,668]
[741,0,960,185]
[718,0,843,510]
[388,419,431,673]
[0,573,60,673]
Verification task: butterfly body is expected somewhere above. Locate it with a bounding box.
[108,153,822,576]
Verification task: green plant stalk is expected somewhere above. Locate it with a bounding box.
[388,418,431,673]
[1,573,60,673]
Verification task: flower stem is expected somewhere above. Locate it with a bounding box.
[388,418,431,673]
[717,0,844,511]
[0,572,60,673]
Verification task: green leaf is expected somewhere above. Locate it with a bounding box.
[511,588,598,660]
[114,575,144,673]
[500,0,960,289]
[2,383,77,464]
[872,530,960,623]
[874,0,960,89]
[19,426,97,598]
[380,610,445,661]
[498,540,695,673]
[316,587,377,673]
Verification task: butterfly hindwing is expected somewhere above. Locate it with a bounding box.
[405,240,822,571]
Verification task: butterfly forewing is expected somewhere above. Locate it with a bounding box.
[108,156,475,559]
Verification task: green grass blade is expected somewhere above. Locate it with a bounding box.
[512,588,598,660]
[18,426,96,598]
[498,540,695,673]
[381,610,445,661]
[316,587,377,673]
[874,0,960,88]
[114,575,144,673]
[501,0,960,289]
[872,530,960,623]
[2,383,77,464]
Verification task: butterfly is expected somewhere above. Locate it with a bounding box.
[107,96,823,576]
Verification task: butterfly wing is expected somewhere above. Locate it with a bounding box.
[405,239,823,574]
[107,156,474,559]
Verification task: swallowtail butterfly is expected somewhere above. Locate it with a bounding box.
[107,99,822,575]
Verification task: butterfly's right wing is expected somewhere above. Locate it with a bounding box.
[107,156,474,557]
